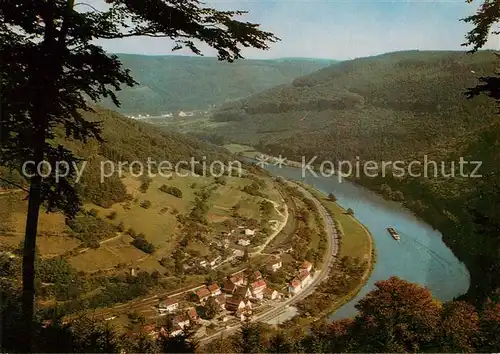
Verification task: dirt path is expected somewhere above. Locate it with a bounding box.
[250,197,289,255]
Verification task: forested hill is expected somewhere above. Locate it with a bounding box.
[204,50,500,302]
[1,107,230,207]
[97,54,335,115]
[210,50,499,161]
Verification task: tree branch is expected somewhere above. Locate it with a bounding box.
[0,177,29,193]
[98,31,171,39]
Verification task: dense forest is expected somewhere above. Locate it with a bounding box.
[97,55,335,114]
[200,50,500,303]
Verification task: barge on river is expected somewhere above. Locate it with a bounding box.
[387,226,400,241]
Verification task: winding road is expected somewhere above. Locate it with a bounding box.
[199,181,339,344]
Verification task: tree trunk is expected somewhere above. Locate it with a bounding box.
[21,172,43,352]
[21,107,46,352]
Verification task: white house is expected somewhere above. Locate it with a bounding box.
[215,294,226,310]
[230,273,245,286]
[209,256,222,267]
[208,283,222,297]
[238,238,251,246]
[245,229,255,237]
[288,278,302,294]
[170,326,183,337]
[173,315,190,329]
[264,288,280,300]
[250,279,267,300]
[158,298,179,314]
[268,255,282,272]
[234,286,252,299]
[225,298,247,312]
[298,269,312,286]
[233,249,244,258]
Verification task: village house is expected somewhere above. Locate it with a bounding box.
[233,249,244,258]
[170,325,183,337]
[298,269,312,286]
[225,297,252,312]
[199,260,208,267]
[215,294,226,310]
[238,238,251,246]
[250,279,267,299]
[208,283,222,297]
[264,288,280,300]
[186,308,199,324]
[235,308,252,322]
[301,261,313,272]
[173,314,190,329]
[268,255,282,272]
[208,256,222,267]
[222,280,237,294]
[158,298,179,314]
[288,278,302,294]
[234,286,252,299]
[229,273,246,286]
[245,229,255,237]
[142,324,159,339]
[195,286,211,304]
[250,270,262,281]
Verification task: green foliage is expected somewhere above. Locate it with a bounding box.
[260,200,274,216]
[214,176,227,185]
[106,210,117,220]
[232,321,263,353]
[99,55,334,114]
[131,235,155,254]
[203,297,220,320]
[346,208,354,216]
[159,184,183,198]
[66,214,116,247]
[328,193,337,202]
[242,181,264,197]
[139,177,153,193]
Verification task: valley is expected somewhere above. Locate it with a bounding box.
[4,0,500,351]
[149,50,500,304]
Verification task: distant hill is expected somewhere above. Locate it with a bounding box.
[208,50,499,161]
[183,50,500,302]
[97,54,336,114]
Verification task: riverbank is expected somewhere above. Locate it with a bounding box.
[294,183,376,322]
[236,148,469,312]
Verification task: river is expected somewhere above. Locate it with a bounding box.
[258,162,470,320]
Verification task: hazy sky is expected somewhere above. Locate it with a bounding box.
[93,0,500,60]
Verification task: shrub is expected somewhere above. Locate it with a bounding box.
[117,222,125,232]
[328,193,337,202]
[107,211,117,220]
[346,208,354,215]
[139,177,152,193]
[66,214,115,247]
[159,185,183,198]
[140,200,152,209]
[131,235,155,254]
